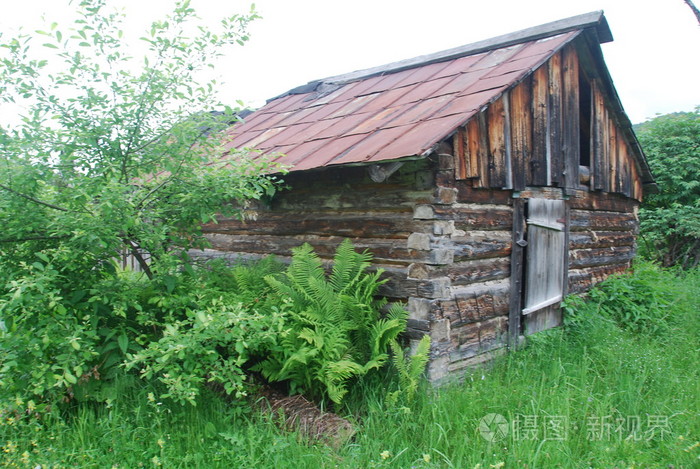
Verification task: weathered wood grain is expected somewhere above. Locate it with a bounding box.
[561,45,580,190]
[567,188,637,212]
[568,263,631,294]
[454,127,468,180]
[445,179,514,205]
[438,230,512,261]
[465,117,482,180]
[569,231,636,249]
[205,233,450,266]
[530,64,549,186]
[591,80,607,191]
[487,96,508,188]
[609,120,619,194]
[476,111,490,188]
[432,204,513,230]
[523,199,566,318]
[206,211,420,238]
[272,185,433,212]
[569,209,637,231]
[430,257,511,286]
[436,281,510,328]
[569,246,636,269]
[548,50,564,186]
[509,77,532,191]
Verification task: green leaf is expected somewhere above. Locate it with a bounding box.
[35,252,50,263]
[117,334,129,354]
[163,275,177,293]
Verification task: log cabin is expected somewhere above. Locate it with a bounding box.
[197,11,655,382]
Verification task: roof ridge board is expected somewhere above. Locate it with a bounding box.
[269,11,610,103]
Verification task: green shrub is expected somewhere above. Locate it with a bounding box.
[1,240,414,409]
[254,240,408,405]
[563,261,678,335]
[636,108,700,269]
[126,297,286,405]
[0,252,287,406]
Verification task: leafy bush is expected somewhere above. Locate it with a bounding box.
[563,261,678,335]
[127,297,285,405]
[636,108,700,269]
[0,0,281,408]
[0,251,282,404]
[254,240,408,405]
[1,240,415,409]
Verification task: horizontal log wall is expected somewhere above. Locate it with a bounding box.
[198,162,437,299]
[567,190,639,293]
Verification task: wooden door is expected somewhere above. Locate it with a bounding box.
[522,198,567,334]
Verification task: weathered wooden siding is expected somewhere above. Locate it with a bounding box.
[199,161,440,301]
[567,190,639,293]
[453,42,644,200]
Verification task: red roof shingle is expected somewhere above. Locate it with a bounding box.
[222,30,581,172]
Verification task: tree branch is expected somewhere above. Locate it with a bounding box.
[0,234,69,243]
[684,0,700,25]
[123,239,154,280]
[0,183,70,212]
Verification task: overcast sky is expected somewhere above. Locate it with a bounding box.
[1,0,699,124]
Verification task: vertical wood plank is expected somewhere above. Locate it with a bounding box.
[602,105,611,192]
[454,128,467,180]
[548,51,564,186]
[617,135,628,196]
[510,78,532,191]
[465,118,482,181]
[592,81,606,191]
[487,97,507,188]
[508,198,526,347]
[562,45,580,191]
[631,160,642,201]
[609,122,618,193]
[477,111,490,187]
[531,65,549,187]
[504,91,514,190]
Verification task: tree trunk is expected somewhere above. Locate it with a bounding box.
[256,386,355,448]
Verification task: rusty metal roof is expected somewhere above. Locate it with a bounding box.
[222,12,611,173]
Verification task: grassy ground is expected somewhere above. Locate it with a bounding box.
[2,264,698,468]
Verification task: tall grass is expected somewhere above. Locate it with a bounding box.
[2,262,698,468]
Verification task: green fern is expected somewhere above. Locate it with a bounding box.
[254,239,407,405]
[387,335,431,407]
